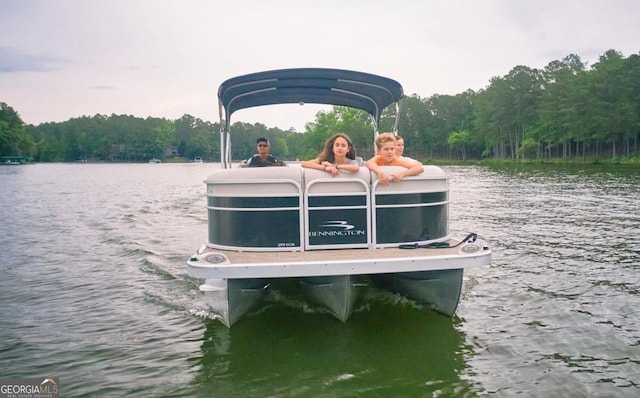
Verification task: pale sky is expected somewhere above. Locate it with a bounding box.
[2,0,639,131]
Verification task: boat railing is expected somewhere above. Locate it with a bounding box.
[303,168,372,250]
[204,165,449,252]
[205,167,304,251]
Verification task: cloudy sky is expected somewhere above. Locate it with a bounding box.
[2,0,639,131]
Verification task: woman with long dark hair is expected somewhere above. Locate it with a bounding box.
[301,133,360,176]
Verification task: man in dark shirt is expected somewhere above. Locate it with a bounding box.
[246,137,287,167]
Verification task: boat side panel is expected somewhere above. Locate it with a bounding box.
[304,168,372,250]
[206,167,303,249]
[372,166,449,246]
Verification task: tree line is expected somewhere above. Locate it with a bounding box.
[2,49,639,163]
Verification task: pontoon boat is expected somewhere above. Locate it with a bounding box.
[187,68,491,327]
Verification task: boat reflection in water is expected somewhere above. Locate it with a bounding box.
[186,295,476,396]
[187,68,491,327]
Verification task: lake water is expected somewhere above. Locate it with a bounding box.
[1,163,639,397]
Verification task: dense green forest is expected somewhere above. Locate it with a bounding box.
[2,49,639,163]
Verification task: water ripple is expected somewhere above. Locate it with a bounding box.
[2,163,639,396]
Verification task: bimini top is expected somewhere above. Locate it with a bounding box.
[217,68,404,129]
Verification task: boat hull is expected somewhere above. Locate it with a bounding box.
[371,269,464,316]
[189,240,490,326]
[199,278,269,327]
[300,275,368,321]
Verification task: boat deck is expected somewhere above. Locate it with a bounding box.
[188,238,491,279]
[221,242,461,262]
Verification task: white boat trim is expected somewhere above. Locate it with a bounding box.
[188,240,490,279]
